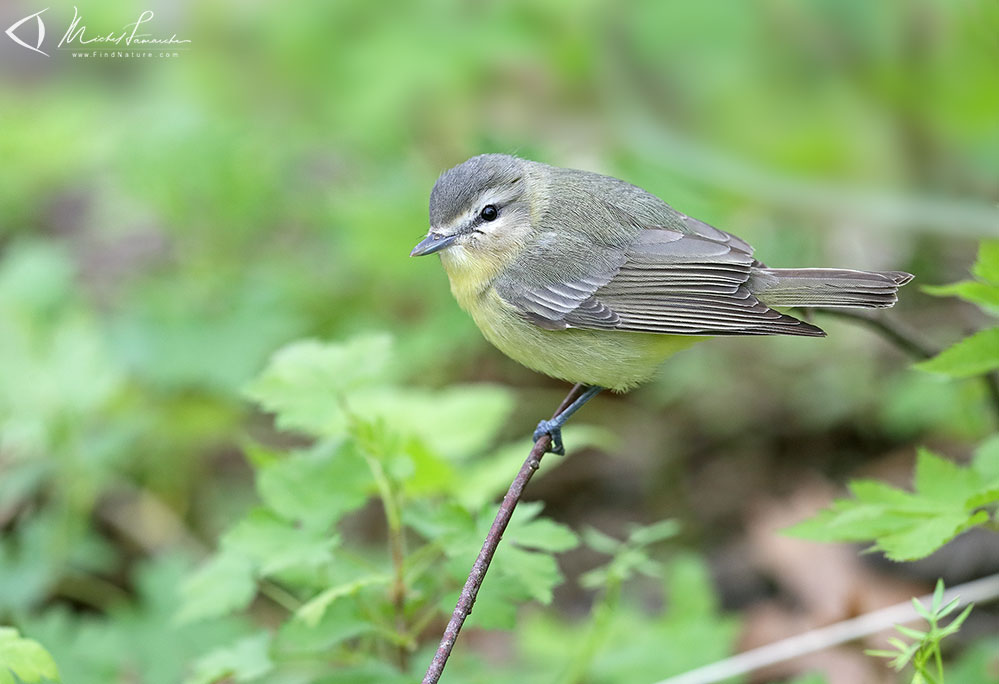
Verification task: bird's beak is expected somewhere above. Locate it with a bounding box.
[410,232,458,257]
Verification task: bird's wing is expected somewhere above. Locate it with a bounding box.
[496,208,824,337]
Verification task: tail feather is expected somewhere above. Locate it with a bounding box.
[751,268,914,309]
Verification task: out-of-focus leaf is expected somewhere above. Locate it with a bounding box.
[221,509,337,576]
[185,632,273,684]
[244,335,392,437]
[345,385,514,459]
[256,442,371,530]
[505,502,579,553]
[295,575,391,627]
[0,627,60,684]
[177,553,257,624]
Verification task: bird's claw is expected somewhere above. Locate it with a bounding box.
[533,419,565,455]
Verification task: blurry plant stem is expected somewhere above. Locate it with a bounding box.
[815,308,999,427]
[557,574,622,684]
[362,451,409,671]
[422,384,587,684]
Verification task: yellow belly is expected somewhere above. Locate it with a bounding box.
[459,287,705,392]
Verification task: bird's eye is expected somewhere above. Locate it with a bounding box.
[480,204,498,221]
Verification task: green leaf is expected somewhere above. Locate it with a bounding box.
[244,335,392,437]
[787,446,999,560]
[922,281,999,308]
[346,385,515,459]
[914,448,983,504]
[915,327,999,378]
[495,546,563,605]
[0,627,60,684]
[627,519,682,546]
[666,553,721,619]
[972,435,999,484]
[582,526,624,555]
[295,575,391,627]
[256,442,371,530]
[873,511,988,561]
[276,601,374,655]
[972,240,999,285]
[222,508,337,576]
[176,552,257,624]
[506,503,579,553]
[185,632,273,684]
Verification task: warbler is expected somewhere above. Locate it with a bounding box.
[411,154,912,453]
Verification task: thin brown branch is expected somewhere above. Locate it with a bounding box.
[421,384,586,684]
[814,308,936,359]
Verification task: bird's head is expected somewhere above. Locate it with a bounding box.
[411,154,536,274]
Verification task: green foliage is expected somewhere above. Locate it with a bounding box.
[177,334,590,678]
[787,441,999,560]
[792,241,999,562]
[918,241,999,377]
[510,548,740,684]
[867,580,973,684]
[0,627,59,684]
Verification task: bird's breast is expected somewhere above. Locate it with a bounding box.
[453,283,703,391]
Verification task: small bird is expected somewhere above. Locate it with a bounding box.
[411,154,912,453]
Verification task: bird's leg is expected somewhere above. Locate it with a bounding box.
[533,385,603,455]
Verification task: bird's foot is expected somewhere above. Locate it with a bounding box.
[533,419,565,455]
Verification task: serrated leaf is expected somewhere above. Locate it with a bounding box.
[923,281,999,308]
[878,512,988,561]
[506,511,579,553]
[972,240,999,285]
[176,552,256,624]
[787,445,999,560]
[256,442,370,530]
[185,632,273,684]
[222,508,337,576]
[0,627,60,684]
[276,600,374,654]
[495,546,563,605]
[914,448,983,505]
[347,385,515,459]
[295,575,391,627]
[915,328,999,378]
[244,335,392,437]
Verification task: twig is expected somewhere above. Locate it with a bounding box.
[421,384,587,684]
[815,308,936,359]
[816,308,999,426]
[652,572,999,684]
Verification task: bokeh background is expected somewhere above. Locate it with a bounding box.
[1,0,997,682]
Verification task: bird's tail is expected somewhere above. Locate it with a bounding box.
[750,268,914,309]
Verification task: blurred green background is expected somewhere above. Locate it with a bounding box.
[1,0,997,682]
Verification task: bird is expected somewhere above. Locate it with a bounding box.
[411,154,913,454]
